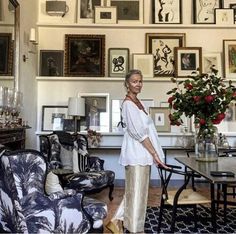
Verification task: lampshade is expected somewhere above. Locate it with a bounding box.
[68,97,85,116]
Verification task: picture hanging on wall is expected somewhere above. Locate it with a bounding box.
[215,8,235,25]
[202,52,222,77]
[146,33,186,77]
[94,6,117,23]
[64,34,105,77]
[223,0,236,22]
[153,0,182,24]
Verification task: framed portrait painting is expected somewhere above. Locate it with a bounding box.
[39,50,64,76]
[0,33,13,76]
[108,48,129,77]
[64,34,105,77]
[146,33,186,77]
[202,52,222,77]
[223,39,236,79]
[193,0,222,24]
[153,0,182,24]
[174,47,202,77]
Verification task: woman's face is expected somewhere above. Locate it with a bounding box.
[127,73,143,95]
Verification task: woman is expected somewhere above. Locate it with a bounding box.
[106,69,168,233]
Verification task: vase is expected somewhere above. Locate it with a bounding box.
[195,126,218,162]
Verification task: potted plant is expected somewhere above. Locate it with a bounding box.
[87,129,102,148]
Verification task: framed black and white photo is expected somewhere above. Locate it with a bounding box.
[79,93,110,132]
[0,33,13,76]
[95,6,117,23]
[174,47,202,77]
[64,34,105,77]
[149,107,171,132]
[215,8,235,25]
[111,0,144,24]
[202,52,222,77]
[108,48,129,77]
[132,53,154,78]
[41,105,71,131]
[153,0,182,24]
[146,33,186,77]
[193,0,222,24]
[40,50,64,76]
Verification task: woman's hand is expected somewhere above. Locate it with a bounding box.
[153,154,170,169]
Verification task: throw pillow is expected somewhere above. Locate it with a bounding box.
[45,171,63,195]
[60,145,73,170]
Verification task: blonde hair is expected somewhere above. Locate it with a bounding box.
[124,69,143,89]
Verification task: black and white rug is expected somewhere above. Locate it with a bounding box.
[143,206,236,233]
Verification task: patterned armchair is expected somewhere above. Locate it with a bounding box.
[39,132,115,201]
[0,149,107,233]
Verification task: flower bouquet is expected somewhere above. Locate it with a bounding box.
[87,129,102,148]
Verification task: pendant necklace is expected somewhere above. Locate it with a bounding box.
[125,94,148,115]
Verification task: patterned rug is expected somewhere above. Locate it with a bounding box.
[143,206,236,233]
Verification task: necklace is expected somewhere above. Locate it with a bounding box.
[125,94,148,115]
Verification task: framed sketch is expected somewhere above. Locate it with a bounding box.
[79,93,110,132]
[174,47,202,77]
[132,53,154,78]
[215,8,235,25]
[39,50,64,76]
[223,0,236,22]
[77,0,102,24]
[146,33,186,77]
[149,107,171,132]
[202,52,222,77]
[0,33,13,76]
[111,0,144,24]
[95,6,117,23]
[223,39,236,79]
[41,105,71,131]
[64,34,105,77]
[111,98,154,132]
[108,48,129,77]
[153,0,182,24]
[193,0,222,24]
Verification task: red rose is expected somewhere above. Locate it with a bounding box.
[199,119,206,125]
[232,92,236,97]
[216,113,225,120]
[168,96,175,104]
[204,95,214,103]
[212,119,222,124]
[193,96,201,103]
[173,104,178,110]
[185,83,193,90]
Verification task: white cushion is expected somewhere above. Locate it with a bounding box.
[72,148,79,173]
[45,171,63,195]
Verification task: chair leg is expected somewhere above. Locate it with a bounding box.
[216,184,221,211]
[222,184,227,224]
[193,205,198,231]
[108,184,114,201]
[157,200,164,233]
[170,205,177,233]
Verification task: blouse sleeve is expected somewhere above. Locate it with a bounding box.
[122,101,148,142]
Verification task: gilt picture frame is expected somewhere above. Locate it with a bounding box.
[64,34,105,77]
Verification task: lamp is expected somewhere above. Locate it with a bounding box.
[68,96,85,133]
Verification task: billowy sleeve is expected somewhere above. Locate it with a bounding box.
[122,101,148,142]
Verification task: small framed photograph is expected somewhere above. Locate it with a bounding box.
[64,34,105,77]
[153,0,182,24]
[174,47,202,77]
[79,93,110,132]
[202,52,222,77]
[95,6,117,23]
[223,0,236,22]
[146,33,186,77]
[108,48,130,77]
[132,53,154,78]
[39,50,64,76]
[215,8,235,25]
[41,105,71,131]
[149,107,171,132]
[223,39,236,79]
[0,33,13,76]
[111,0,144,24]
[193,0,222,24]
[77,0,102,24]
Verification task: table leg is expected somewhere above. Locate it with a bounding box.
[211,183,217,232]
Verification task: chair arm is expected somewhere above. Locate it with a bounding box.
[88,156,104,171]
[48,189,77,200]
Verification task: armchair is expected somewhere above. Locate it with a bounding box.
[39,132,115,201]
[0,149,108,233]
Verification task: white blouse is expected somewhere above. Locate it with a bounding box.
[119,100,165,166]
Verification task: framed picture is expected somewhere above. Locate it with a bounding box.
[153,0,182,24]
[111,98,154,132]
[146,33,186,77]
[0,33,13,76]
[174,47,202,77]
[223,39,236,79]
[77,0,102,24]
[39,50,64,76]
[64,34,105,77]
[79,93,110,132]
[149,107,171,132]
[202,52,222,77]
[215,8,235,25]
[111,0,144,24]
[132,53,154,78]
[193,0,222,24]
[108,48,130,77]
[223,0,236,22]
[95,6,117,23]
[41,105,72,131]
